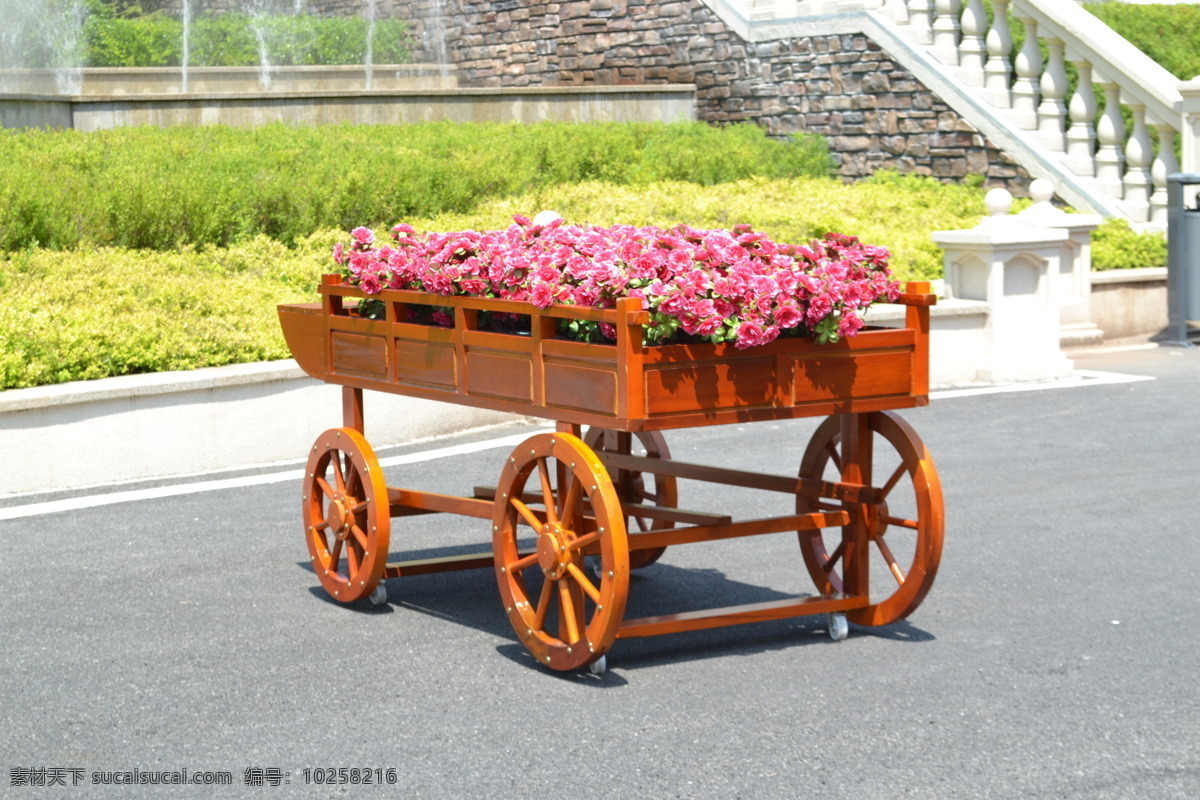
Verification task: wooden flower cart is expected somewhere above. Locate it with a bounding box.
[278,274,944,673]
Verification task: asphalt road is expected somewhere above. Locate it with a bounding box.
[2,345,1198,799]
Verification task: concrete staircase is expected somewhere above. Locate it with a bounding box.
[700,0,1200,230]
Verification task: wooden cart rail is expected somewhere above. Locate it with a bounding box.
[279,276,936,432]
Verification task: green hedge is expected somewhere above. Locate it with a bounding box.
[1091,218,1168,271]
[0,173,985,391]
[1085,2,1200,80]
[0,122,834,252]
[0,233,326,390]
[83,11,412,68]
[5,171,1159,391]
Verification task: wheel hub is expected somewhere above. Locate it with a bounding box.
[862,499,889,539]
[536,523,575,580]
[327,496,356,541]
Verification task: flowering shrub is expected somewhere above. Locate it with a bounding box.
[333,215,901,348]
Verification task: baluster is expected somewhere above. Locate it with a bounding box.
[983,0,1012,108]
[932,0,961,65]
[958,0,987,87]
[1065,59,1097,176]
[1121,104,1153,223]
[908,0,935,46]
[1011,15,1041,130]
[1036,37,1067,151]
[1094,82,1125,199]
[883,0,910,25]
[1150,124,1179,228]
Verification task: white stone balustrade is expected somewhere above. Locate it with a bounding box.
[700,0,1197,232]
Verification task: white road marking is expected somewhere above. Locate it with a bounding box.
[0,370,1154,520]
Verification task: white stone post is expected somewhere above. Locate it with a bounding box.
[933,188,1074,383]
[1178,77,1200,208]
[1015,178,1103,346]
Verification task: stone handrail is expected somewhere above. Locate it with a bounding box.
[701,0,1200,229]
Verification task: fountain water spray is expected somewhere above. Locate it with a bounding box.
[246,0,275,90]
[181,0,191,93]
[0,0,88,94]
[365,0,378,90]
[427,0,450,82]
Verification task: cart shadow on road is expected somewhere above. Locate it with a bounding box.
[298,550,937,679]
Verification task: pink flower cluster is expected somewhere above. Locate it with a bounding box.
[334,215,900,348]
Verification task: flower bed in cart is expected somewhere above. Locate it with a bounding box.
[277,214,935,430]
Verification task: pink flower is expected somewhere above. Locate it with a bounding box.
[359,273,382,295]
[333,218,899,349]
[838,313,866,338]
[732,320,763,348]
[529,283,555,309]
[774,300,803,329]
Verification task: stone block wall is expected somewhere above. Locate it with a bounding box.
[395,0,1028,187]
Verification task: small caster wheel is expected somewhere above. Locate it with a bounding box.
[368,583,388,606]
[587,656,607,675]
[827,612,849,642]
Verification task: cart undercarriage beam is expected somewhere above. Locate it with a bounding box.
[617,594,870,639]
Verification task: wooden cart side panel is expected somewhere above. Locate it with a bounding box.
[279,277,936,429]
[276,303,324,378]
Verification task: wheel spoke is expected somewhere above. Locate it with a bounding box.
[883,515,919,530]
[557,581,581,644]
[331,453,347,494]
[348,500,369,514]
[824,440,842,473]
[510,497,544,530]
[823,540,845,575]
[328,538,343,571]
[558,474,582,529]
[875,536,906,586]
[312,518,331,533]
[350,524,369,551]
[315,476,337,501]
[346,538,362,576]
[509,551,540,572]
[537,458,558,525]
[566,562,602,604]
[566,529,601,552]
[532,579,553,630]
[879,462,909,500]
[345,466,363,499]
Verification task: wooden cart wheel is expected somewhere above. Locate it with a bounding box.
[796,411,944,627]
[493,433,630,671]
[583,428,676,569]
[303,428,391,604]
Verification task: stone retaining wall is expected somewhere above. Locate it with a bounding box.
[400,0,1028,187]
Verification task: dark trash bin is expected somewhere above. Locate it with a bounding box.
[1166,173,1200,346]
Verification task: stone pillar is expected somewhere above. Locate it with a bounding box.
[1015,178,1103,345]
[932,188,1074,383]
[1179,77,1200,205]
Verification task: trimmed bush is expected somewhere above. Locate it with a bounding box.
[406,172,990,281]
[83,11,412,68]
[1091,219,1167,271]
[0,233,329,390]
[0,122,834,252]
[0,173,989,390]
[1085,2,1200,80]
